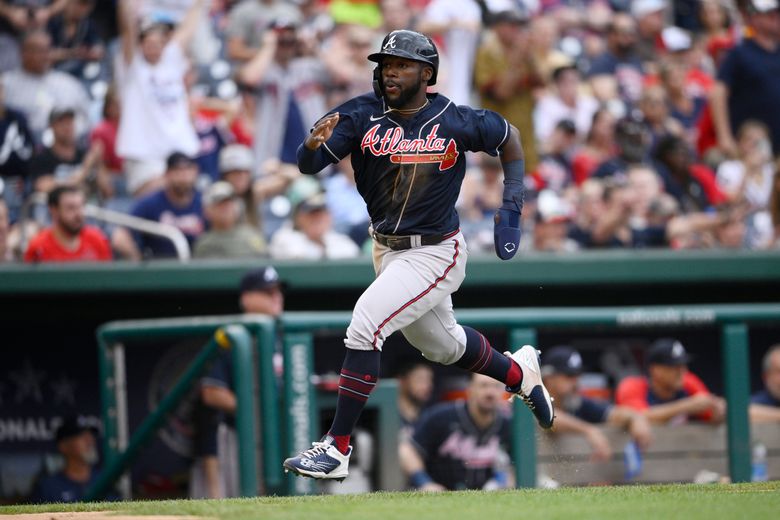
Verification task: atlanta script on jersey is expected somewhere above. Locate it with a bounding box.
[315,92,510,236]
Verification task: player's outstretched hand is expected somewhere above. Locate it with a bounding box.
[304,113,340,150]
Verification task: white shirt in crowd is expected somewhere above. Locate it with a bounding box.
[533,93,599,143]
[116,42,199,161]
[715,160,775,209]
[269,225,360,260]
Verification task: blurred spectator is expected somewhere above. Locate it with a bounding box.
[398,374,512,491]
[417,0,484,107]
[31,415,114,503]
[193,181,266,259]
[190,266,284,498]
[588,13,644,104]
[238,20,330,168]
[653,134,727,212]
[322,23,376,107]
[711,0,780,156]
[532,189,579,252]
[0,80,34,222]
[750,344,780,422]
[2,29,90,142]
[458,154,503,252]
[397,361,434,434]
[24,184,111,262]
[112,152,204,260]
[716,120,775,209]
[225,0,302,64]
[638,84,684,152]
[269,192,360,260]
[529,16,571,85]
[47,0,104,78]
[533,64,599,147]
[323,157,370,247]
[115,0,202,196]
[660,59,707,142]
[532,119,578,193]
[218,144,261,229]
[616,338,726,425]
[227,82,257,147]
[632,0,667,67]
[541,346,652,462]
[770,159,780,245]
[0,0,68,73]
[88,85,124,201]
[571,108,616,185]
[475,9,542,171]
[699,0,737,66]
[0,198,10,261]
[28,107,101,194]
[593,115,649,183]
[380,0,415,33]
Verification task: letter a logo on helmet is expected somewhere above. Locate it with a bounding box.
[384,35,397,49]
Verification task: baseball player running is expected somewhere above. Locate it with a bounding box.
[283,30,554,481]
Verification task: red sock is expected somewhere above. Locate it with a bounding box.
[506,360,523,389]
[329,434,350,455]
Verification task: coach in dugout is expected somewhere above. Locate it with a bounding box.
[616,338,726,425]
[541,346,652,462]
[750,344,780,423]
[398,374,512,492]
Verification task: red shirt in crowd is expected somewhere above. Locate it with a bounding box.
[24,226,112,263]
[89,119,123,173]
[615,371,715,422]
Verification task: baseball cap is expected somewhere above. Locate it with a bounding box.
[750,0,780,12]
[55,416,97,443]
[166,151,197,171]
[631,0,667,18]
[239,266,282,293]
[203,181,235,206]
[647,338,692,366]
[661,26,692,53]
[295,192,328,214]
[536,189,572,224]
[49,107,75,124]
[542,346,584,376]
[219,144,254,174]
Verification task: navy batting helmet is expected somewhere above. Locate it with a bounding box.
[368,30,439,96]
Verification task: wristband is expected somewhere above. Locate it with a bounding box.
[409,470,433,488]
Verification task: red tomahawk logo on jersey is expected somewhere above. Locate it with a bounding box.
[390,140,459,171]
[361,124,460,171]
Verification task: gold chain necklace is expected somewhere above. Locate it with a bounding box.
[385,99,429,116]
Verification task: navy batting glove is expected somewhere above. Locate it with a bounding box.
[494,206,521,260]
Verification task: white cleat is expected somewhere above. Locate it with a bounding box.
[504,345,555,429]
[282,436,351,481]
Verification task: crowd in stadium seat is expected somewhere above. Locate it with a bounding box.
[0,0,779,262]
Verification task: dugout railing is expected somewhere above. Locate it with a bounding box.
[279,303,780,492]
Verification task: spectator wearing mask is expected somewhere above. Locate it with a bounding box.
[28,106,101,194]
[541,346,652,462]
[0,80,34,222]
[1,29,90,142]
[616,338,726,425]
[475,9,542,172]
[31,415,114,503]
[193,181,266,259]
[24,184,111,262]
[711,0,780,156]
[47,0,103,78]
[225,0,302,64]
[190,266,285,499]
[112,152,204,260]
[398,374,513,492]
[750,344,780,423]
[115,0,202,196]
[269,192,360,260]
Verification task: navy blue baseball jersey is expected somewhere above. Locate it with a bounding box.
[410,400,510,490]
[563,395,613,424]
[315,93,510,235]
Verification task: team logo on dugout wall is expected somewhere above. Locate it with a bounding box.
[360,124,459,171]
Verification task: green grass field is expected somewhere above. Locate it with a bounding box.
[2,482,779,520]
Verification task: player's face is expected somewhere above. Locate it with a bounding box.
[53,191,85,236]
[381,56,429,109]
[649,364,686,392]
[543,373,578,401]
[765,350,780,400]
[241,286,284,317]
